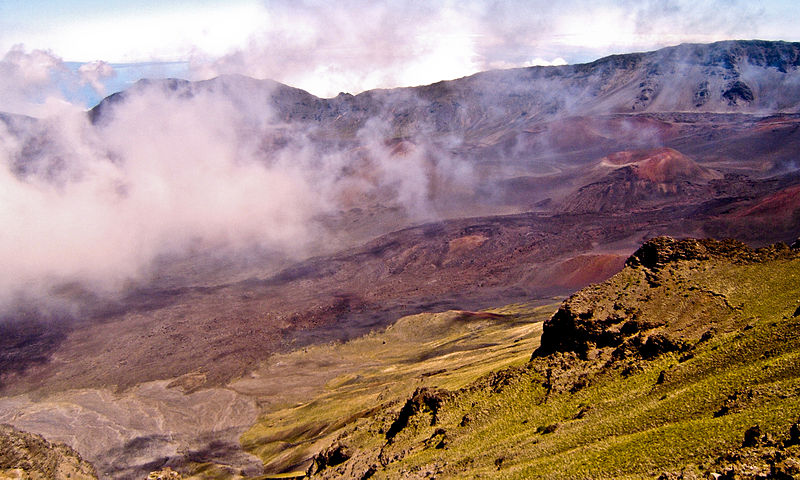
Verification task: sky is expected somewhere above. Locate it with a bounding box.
[1,0,799,102]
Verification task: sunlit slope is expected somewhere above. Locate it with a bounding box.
[0,424,97,480]
[236,303,556,476]
[286,237,800,479]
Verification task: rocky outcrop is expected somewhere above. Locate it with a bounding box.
[625,236,795,270]
[625,236,750,269]
[385,388,452,441]
[722,80,755,106]
[146,467,182,480]
[307,444,352,476]
[536,237,798,358]
[659,423,800,479]
[534,300,633,357]
[0,424,97,480]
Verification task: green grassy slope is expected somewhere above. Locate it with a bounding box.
[273,237,800,479]
[239,303,557,476]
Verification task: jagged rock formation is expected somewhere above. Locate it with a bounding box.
[0,424,97,480]
[536,236,797,357]
[384,388,452,442]
[146,467,181,480]
[624,235,793,269]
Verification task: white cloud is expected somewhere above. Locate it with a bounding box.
[190,1,486,96]
[0,46,72,116]
[527,57,568,67]
[0,74,478,306]
[3,0,800,98]
[78,61,116,95]
[0,88,319,301]
[1,2,269,63]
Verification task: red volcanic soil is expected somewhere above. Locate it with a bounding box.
[602,147,717,183]
[528,254,627,291]
[754,115,800,133]
[735,184,800,218]
[562,147,722,214]
[701,180,800,245]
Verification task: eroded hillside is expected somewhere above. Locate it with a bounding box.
[261,237,800,479]
[0,424,97,480]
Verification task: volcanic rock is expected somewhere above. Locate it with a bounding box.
[0,424,97,480]
[561,148,720,214]
[536,236,798,358]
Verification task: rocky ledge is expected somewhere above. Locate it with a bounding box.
[0,424,97,480]
[536,236,800,358]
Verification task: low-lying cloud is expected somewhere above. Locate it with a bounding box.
[0,54,478,310]
[78,61,116,96]
[3,1,798,101]
[184,0,798,98]
[3,1,798,311]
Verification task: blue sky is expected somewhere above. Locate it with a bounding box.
[1,0,799,102]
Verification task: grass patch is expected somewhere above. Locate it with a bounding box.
[237,303,555,474]
[295,254,800,479]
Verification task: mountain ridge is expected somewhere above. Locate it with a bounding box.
[88,40,800,130]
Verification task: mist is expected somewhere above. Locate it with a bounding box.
[3,37,800,313]
[0,56,482,310]
[185,0,798,98]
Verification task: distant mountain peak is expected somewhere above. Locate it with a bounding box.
[88,40,800,128]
